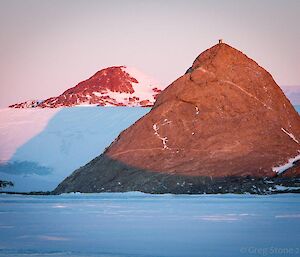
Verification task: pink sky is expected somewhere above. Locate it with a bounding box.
[0,0,299,107]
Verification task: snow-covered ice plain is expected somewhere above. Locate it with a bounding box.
[0,193,300,257]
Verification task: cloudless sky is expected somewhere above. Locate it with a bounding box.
[0,0,299,107]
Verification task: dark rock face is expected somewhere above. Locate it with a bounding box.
[54,43,300,194]
[53,154,300,194]
[185,67,194,74]
[0,180,14,189]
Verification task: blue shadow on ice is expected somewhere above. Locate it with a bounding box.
[0,107,150,192]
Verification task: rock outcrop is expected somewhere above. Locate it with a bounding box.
[54,43,300,194]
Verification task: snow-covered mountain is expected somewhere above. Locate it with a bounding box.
[9,66,163,108]
[0,107,150,192]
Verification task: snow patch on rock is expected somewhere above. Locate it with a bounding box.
[272,153,300,174]
[281,128,300,144]
[273,185,300,191]
[153,123,169,150]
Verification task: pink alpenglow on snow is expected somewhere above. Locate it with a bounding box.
[0,108,59,163]
[9,66,164,108]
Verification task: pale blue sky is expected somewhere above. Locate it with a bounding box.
[0,0,299,106]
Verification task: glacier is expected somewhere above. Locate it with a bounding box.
[0,107,150,192]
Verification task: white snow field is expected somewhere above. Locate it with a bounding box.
[0,107,150,192]
[0,193,300,257]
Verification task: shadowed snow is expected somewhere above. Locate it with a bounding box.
[0,107,150,192]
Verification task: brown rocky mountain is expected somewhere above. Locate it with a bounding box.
[54,43,300,194]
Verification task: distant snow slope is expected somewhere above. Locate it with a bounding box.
[281,86,300,105]
[0,107,150,192]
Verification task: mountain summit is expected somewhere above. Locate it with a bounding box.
[10,66,162,108]
[55,43,300,194]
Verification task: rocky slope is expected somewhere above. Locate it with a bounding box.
[54,43,300,194]
[9,66,162,108]
[10,100,44,108]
